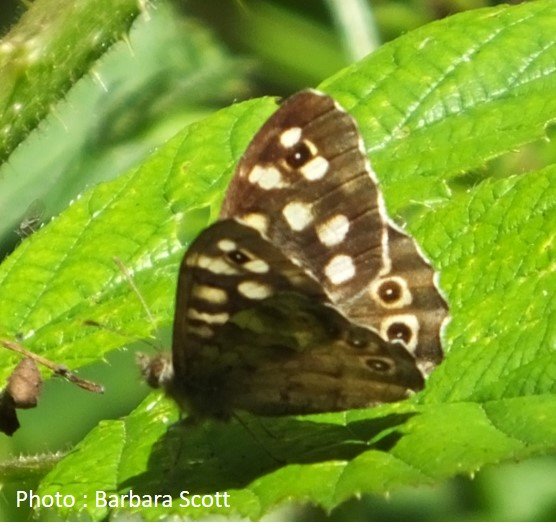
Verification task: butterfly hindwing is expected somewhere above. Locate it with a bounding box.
[170,219,424,418]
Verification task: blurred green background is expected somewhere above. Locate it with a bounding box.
[0,0,554,521]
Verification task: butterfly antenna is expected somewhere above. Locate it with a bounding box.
[82,320,160,353]
[113,256,158,334]
[0,339,104,393]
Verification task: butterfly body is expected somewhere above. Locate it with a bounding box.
[145,90,448,419]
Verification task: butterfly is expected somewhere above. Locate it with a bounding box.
[142,90,449,420]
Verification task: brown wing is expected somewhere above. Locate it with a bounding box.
[220,90,387,308]
[346,225,449,372]
[170,219,423,419]
[220,90,448,371]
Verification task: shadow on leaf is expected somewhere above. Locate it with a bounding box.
[121,411,417,496]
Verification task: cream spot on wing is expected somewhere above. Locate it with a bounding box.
[248,165,285,190]
[197,255,239,275]
[240,213,269,234]
[237,281,273,299]
[187,325,214,339]
[379,224,392,276]
[300,156,329,181]
[243,258,269,274]
[191,284,228,305]
[316,214,350,247]
[417,360,436,378]
[217,239,236,252]
[324,254,355,285]
[280,127,302,148]
[304,139,318,156]
[187,308,229,325]
[185,252,198,267]
[282,201,313,231]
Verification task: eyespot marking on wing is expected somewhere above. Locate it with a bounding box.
[370,276,413,309]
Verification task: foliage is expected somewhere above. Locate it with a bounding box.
[0,0,555,521]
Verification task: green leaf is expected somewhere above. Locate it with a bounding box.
[1,0,555,521]
[35,394,556,520]
[414,169,555,404]
[321,0,556,212]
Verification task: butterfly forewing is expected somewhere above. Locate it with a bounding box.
[220,90,448,371]
[170,219,424,418]
[220,90,386,305]
[349,225,449,369]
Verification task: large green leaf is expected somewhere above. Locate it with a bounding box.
[322,0,556,211]
[33,165,556,521]
[0,0,554,521]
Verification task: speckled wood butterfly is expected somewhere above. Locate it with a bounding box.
[143,90,448,419]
